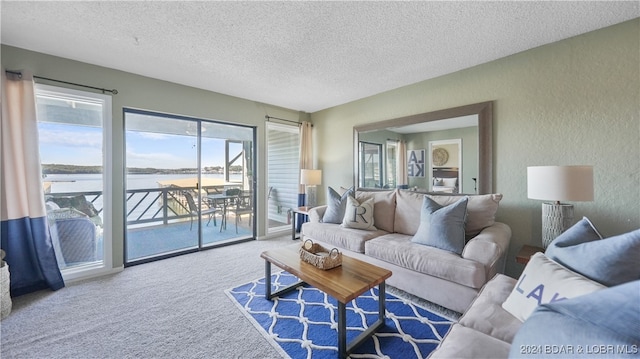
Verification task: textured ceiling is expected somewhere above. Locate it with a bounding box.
[1,1,638,113]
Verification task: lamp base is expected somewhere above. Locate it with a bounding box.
[541,203,574,249]
[305,186,317,208]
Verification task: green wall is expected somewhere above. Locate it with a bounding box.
[311,19,640,277]
[2,45,306,268]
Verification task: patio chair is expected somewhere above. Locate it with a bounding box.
[183,190,221,230]
[229,191,253,234]
[53,217,97,265]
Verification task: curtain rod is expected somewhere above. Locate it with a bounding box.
[265,115,314,127]
[5,70,118,95]
[265,115,301,126]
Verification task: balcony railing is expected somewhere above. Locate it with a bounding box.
[48,185,235,227]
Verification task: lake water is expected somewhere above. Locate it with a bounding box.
[44,173,242,192]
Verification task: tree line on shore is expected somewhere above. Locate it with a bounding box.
[42,164,242,175]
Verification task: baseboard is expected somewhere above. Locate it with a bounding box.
[257,228,292,241]
[62,265,124,284]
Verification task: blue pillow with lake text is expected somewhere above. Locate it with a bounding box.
[509,280,640,358]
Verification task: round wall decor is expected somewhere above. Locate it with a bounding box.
[432,148,449,166]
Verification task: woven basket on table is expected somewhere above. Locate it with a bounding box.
[299,239,342,270]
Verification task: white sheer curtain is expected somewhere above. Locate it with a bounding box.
[1,70,64,296]
[296,122,313,229]
[298,122,313,194]
[397,140,408,187]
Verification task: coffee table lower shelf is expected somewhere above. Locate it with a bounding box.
[261,246,391,359]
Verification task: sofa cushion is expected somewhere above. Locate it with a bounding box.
[428,193,502,236]
[355,190,396,233]
[394,191,502,236]
[365,234,486,288]
[428,324,511,359]
[411,196,468,254]
[47,195,99,218]
[545,217,640,286]
[458,274,522,343]
[341,197,376,230]
[394,190,427,235]
[301,222,387,253]
[509,280,640,358]
[322,186,354,224]
[502,253,605,322]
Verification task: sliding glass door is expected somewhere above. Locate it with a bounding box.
[124,109,255,265]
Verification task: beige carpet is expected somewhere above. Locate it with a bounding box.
[1,235,459,358]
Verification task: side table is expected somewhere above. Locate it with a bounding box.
[291,206,311,240]
[516,244,544,265]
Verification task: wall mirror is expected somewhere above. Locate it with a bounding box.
[353,101,493,194]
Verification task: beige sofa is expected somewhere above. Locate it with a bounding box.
[428,273,520,358]
[301,189,511,313]
[429,252,640,358]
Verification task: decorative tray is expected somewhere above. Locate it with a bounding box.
[299,239,342,270]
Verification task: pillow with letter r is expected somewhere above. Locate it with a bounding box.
[411,196,468,254]
[508,280,640,358]
[322,186,354,224]
[546,217,640,286]
[502,253,606,322]
[341,196,376,230]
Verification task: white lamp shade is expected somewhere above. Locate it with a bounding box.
[300,169,322,186]
[527,166,594,202]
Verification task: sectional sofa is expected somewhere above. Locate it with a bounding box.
[300,188,511,313]
[301,188,639,358]
[430,218,640,358]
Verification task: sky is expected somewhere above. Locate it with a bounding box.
[38,122,229,169]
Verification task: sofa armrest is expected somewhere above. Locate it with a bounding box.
[462,222,512,279]
[308,205,327,223]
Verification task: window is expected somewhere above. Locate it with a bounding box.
[266,123,300,233]
[36,84,113,281]
[359,142,383,188]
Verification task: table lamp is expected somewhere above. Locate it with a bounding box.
[527,165,594,248]
[301,169,322,208]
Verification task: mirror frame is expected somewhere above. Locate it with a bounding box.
[353,101,493,194]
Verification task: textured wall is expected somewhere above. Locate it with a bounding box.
[312,19,639,277]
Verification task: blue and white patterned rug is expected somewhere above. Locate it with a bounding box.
[225,271,454,359]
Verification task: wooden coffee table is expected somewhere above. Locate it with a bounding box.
[261,244,392,359]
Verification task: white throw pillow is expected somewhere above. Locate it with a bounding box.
[341,197,376,230]
[442,178,457,187]
[502,253,606,322]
